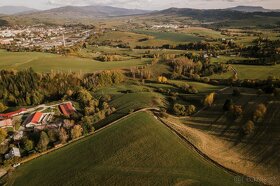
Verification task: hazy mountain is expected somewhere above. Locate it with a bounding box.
[0,6,37,15]
[154,7,280,21]
[22,5,151,19]
[227,6,278,13]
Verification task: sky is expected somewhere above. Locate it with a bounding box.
[0,0,279,10]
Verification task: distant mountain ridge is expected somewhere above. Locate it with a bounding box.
[21,5,151,19]
[227,6,279,12]
[0,6,38,15]
[153,7,280,22]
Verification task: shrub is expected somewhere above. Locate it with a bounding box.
[223,99,233,111]
[158,76,168,83]
[230,105,243,119]
[243,120,255,135]
[0,128,8,144]
[232,88,241,97]
[0,102,8,112]
[71,125,83,140]
[253,104,267,122]
[203,93,215,107]
[36,131,49,152]
[173,103,185,116]
[186,105,196,115]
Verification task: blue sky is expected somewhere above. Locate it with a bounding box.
[0,0,279,10]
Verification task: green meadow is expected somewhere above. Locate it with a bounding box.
[5,112,255,186]
[0,50,147,73]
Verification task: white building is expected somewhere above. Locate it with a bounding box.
[5,147,21,159]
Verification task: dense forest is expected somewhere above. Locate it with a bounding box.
[0,68,124,107]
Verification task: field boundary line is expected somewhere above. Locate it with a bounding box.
[155,115,268,186]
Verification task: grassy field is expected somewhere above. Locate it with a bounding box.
[182,27,225,39]
[0,50,148,73]
[177,87,280,184]
[210,56,254,63]
[135,30,203,43]
[5,112,254,186]
[210,64,280,80]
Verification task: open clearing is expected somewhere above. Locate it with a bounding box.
[0,50,147,73]
[210,64,280,80]
[4,112,254,186]
[165,87,280,185]
[134,30,203,43]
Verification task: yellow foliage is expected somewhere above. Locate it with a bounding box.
[158,76,168,83]
[204,92,215,107]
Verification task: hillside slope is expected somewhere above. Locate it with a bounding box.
[164,87,280,185]
[3,112,254,186]
[0,6,37,15]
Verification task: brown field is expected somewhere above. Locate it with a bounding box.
[163,87,280,185]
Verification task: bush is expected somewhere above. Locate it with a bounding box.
[253,104,267,122]
[232,88,241,97]
[223,99,233,111]
[203,93,215,107]
[230,105,243,120]
[186,105,196,115]
[243,120,255,135]
[173,103,196,116]
[36,131,49,152]
[173,104,185,116]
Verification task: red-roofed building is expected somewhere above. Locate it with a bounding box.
[59,102,76,117]
[25,112,43,128]
[0,108,27,119]
[0,119,13,128]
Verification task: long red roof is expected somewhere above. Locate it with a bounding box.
[59,103,75,116]
[0,108,27,118]
[0,119,13,127]
[30,112,43,124]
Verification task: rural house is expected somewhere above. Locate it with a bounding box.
[25,112,44,128]
[0,119,13,128]
[0,108,27,119]
[59,102,76,117]
[5,147,21,159]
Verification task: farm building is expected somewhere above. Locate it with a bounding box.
[0,119,13,128]
[25,112,53,128]
[25,112,43,128]
[5,147,21,159]
[0,108,27,119]
[59,102,76,117]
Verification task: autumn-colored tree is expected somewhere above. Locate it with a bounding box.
[253,104,267,122]
[71,125,83,139]
[36,131,49,152]
[59,127,68,144]
[66,89,74,97]
[47,129,58,143]
[203,93,215,107]
[0,129,8,143]
[22,137,34,152]
[243,120,255,135]
[230,105,243,119]
[173,103,186,116]
[186,105,196,115]
[158,76,168,83]
[0,102,8,112]
[223,99,233,111]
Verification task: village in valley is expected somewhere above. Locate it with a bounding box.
[0,25,92,52]
[0,102,76,163]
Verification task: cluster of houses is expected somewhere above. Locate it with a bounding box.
[0,102,76,130]
[152,24,189,30]
[0,25,91,50]
[0,102,76,160]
